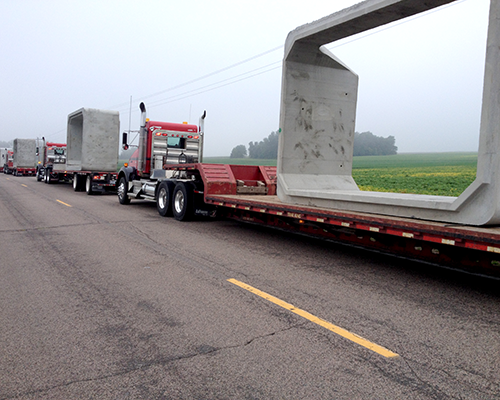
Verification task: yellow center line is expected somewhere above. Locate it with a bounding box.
[56,200,72,207]
[227,278,399,359]
[21,184,28,187]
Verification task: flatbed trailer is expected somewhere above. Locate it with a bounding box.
[39,168,117,194]
[162,163,500,279]
[13,167,36,176]
[118,98,500,279]
[70,170,118,194]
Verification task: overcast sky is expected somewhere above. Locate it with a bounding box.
[0,0,490,156]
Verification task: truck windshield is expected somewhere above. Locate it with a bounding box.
[167,137,184,149]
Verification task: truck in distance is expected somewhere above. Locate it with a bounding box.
[12,139,36,176]
[36,138,67,183]
[1,148,13,174]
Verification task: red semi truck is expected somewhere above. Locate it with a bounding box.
[1,149,13,174]
[35,137,117,194]
[32,109,120,194]
[117,102,207,213]
[36,139,68,183]
[117,104,500,279]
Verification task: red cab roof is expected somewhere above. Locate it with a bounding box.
[46,142,66,147]
[147,120,198,133]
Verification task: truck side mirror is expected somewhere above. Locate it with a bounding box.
[122,132,129,150]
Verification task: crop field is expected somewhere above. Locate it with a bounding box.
[205,152,478,196]
[351,152,477,196]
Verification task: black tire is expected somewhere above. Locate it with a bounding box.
[172,182,194,221]
[73,173,83,191]
[117,176,130,205]
[156,180,175,217]
[45,169,51,184]
[86,175,94,195]
[36,168,42,182]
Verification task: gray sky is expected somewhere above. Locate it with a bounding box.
[0,0,490,156]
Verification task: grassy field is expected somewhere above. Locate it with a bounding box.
[351,152,477,196]
[204,152,478,196]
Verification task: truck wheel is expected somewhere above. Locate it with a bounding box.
[36,169,42,182]
[157,181,175,217]
[172,182,194,221]
[117,176,130,205]
[73,173,83,191]
[45,170,51,184]
[86,175,93,195]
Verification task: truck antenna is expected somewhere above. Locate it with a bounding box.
[128,96,132,138]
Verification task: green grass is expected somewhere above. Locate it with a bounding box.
[351,152,477,169]
[351,152,477,196]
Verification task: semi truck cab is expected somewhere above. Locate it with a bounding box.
[1,149,13,173]
[36,138,67,182]
[117,102,206,209]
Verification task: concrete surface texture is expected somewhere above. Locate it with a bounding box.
[66,108,119,172]
[277,0,500,226]
[13,139,36,169]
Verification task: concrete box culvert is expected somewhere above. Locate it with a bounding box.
[277,0,500,225]
[66,108,119,172]
[13,139,36,169]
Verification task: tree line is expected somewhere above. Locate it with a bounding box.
[230,130,397,159]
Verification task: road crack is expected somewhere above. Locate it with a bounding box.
[1,323,307,400]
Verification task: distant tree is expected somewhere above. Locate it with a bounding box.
[230,144,247,158]
[119,147,136,160]
[353,131,397,156]
[248,131,279,159]
[0,140,13,148]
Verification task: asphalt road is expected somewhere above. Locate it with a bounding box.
[0,174,499,399]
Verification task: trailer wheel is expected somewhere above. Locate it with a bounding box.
[117,176,130,205]
[73,173,83,191]
[157,181,175,217]
[173,182,194,221]
[86,175,94,195]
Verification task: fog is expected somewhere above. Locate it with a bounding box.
[0,0,490,156]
